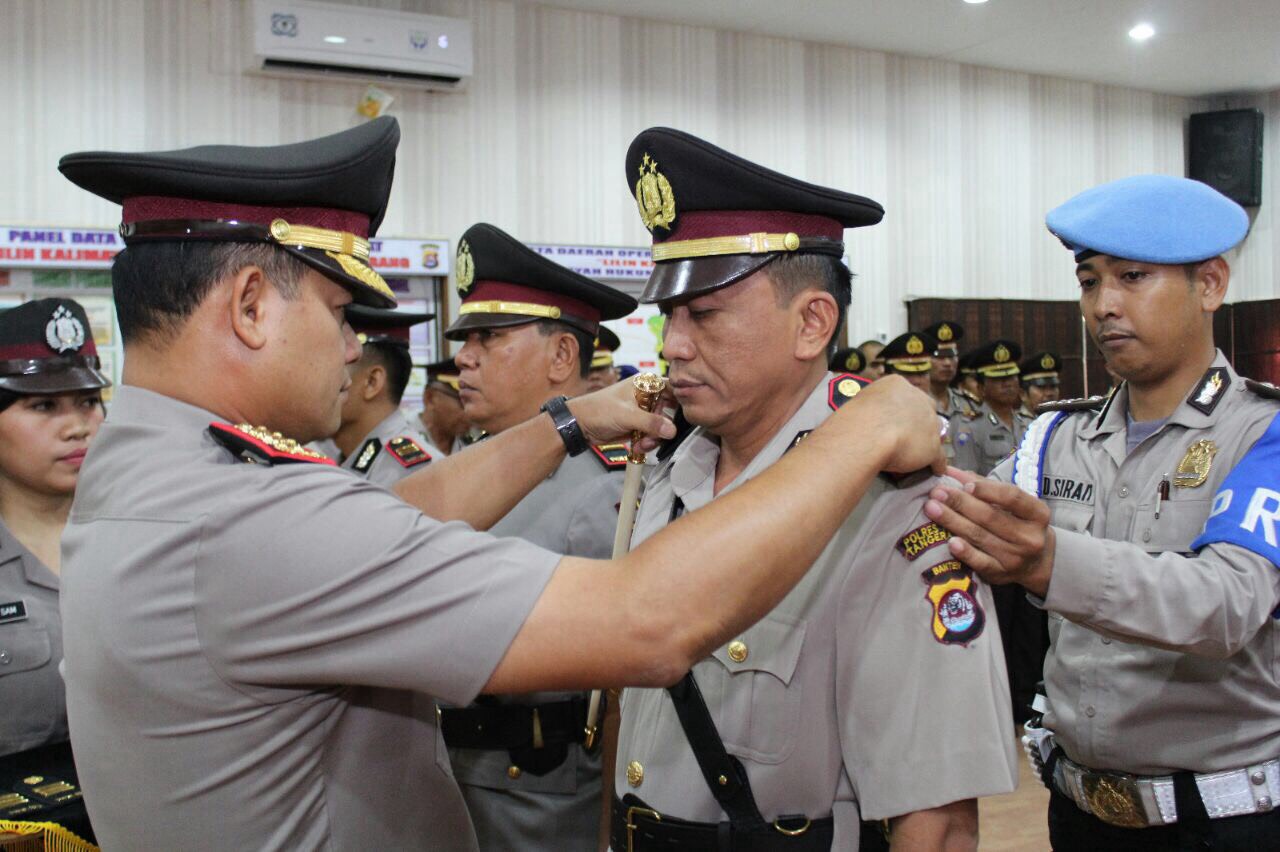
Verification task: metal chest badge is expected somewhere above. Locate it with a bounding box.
[45,305,86,353]
[634,153,676,233]
[455,239,475,296]
[921,560,985,645]
[1174,439,1217,488]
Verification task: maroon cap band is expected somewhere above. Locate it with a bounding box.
[463,280,603,326]
[123,195,371,237]
[658,210,843,243]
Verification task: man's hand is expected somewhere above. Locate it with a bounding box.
[815,375,947,474]
[923,467,1055,597]
[567,378,676,452]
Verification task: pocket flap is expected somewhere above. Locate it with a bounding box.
[0,625,52,677]
[710,615,805,686]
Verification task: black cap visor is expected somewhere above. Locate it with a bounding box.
[0,356,111,394]
[640,253,778,304]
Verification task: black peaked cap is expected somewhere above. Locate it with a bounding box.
[830,347,867,374]
[447,223,636,340]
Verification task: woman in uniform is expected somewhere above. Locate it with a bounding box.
[0,298,110,842]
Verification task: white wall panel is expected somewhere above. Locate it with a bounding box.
[4,0,1272,340]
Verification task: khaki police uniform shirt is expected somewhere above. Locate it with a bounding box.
[341,408,442,487]
[614,375,1017,846]
[59,386,562,851]
[449,449,624,851]
[993,353,1280,774]
[953,404,1032,476]
[0,519,67,756]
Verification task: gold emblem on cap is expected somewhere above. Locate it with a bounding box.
[635,153,676,233]
[1041,353,1055,370]
[938,323,953,342]
[994,344,1011,363]
[838,378,861,398]
[456,239,475,296]
[844,352,861,371]
[906,335,924,356]
[1174,439,1217,488]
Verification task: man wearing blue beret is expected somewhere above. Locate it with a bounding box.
[926,174,1280,851]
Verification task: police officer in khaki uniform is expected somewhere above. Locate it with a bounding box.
[1019,351,1061,416]
[419,355,469,455]
[923,320,978,420]
[0,299,109,844]
[928,175,1280,851]
[439,223,633,851]
[957,348,984,404]
[330,304,443,486]
[951,340,1033,476]
[610,127,1016,852]
[55,119,946,851]
[878,330,935,393]
[587,326,622,392]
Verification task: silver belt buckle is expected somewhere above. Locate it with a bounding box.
[1080,770,1149,828]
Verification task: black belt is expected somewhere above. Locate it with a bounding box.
[611,793,833,852]
[439,696,593,776]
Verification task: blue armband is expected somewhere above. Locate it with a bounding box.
[1190,411,1280,569]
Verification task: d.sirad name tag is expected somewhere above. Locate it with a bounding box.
[0,600,28,624]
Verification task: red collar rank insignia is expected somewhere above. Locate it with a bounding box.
[353,438,381,472]
[591,442,630,469]
[921,560,985,645]
[828,373,870,410]
[388,436,432,468]
[1187,367,1230,416]
[209,423,337,466]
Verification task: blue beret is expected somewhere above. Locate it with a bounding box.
[1046,174,1249,264]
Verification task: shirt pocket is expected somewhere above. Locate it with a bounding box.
[0,623,52,678]
[1134,498,1209,554]
[0,625,57,752]
[1047,500,1095,534]
[701,614,806,765]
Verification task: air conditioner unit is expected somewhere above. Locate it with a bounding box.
[249,0,473,91]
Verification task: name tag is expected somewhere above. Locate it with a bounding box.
[0,600,28,623]
[1042,476,1095,504]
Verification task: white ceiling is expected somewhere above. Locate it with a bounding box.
[527,0,1280,98]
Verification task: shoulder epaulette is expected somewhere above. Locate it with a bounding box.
[352,437,381,472]
[388,436,432,468]
[828,373,871,410]
[591,442,630,469]
[1245,379,1280,402]
[960,388,982,404]
[1035,396,1108,414]
[209,422,337,466]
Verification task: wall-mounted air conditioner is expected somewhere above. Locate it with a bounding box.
[250,0,473,91]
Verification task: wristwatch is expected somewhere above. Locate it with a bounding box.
[540,395,589,456]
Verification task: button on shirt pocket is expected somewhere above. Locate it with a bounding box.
[0,624,56,752]
[701,615,806,764]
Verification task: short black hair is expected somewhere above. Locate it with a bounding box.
[535,319,593,378]
[363,341,414,405]
[111,242,308,344]
[766,254,852,359]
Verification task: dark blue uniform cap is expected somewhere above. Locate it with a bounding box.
[1046,174,1249,264]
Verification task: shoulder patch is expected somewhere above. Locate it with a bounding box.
[960,388,981,404]
[1035,395,1107,414]
[828,372,870,410]
[388,436,432,468]
[352,438,381,473]
[1245,379,1280,402]
[921,560,985,645]
[897,522,951,561]
[1187,366,1231,416]
[591,442,630,469]
[208,422,337,466]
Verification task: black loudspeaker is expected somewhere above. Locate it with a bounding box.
[1189,108,1264,207]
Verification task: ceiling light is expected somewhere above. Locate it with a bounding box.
[324,35,347,44]
[963,0,989,4]
[1128,23,1155,41]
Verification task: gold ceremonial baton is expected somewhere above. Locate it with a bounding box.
[583,372,667,750]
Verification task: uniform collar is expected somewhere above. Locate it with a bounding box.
[369,407,412,442]
[107,385,224,439]
[669,374,833,507]
[0,517,58,592]
[1083,350,1236,439]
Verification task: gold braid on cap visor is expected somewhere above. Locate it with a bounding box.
[458,300,564,320]
[978,364,1021,378]
[887,358,933,373]
[651,231,806,262]
[267,218,393,301]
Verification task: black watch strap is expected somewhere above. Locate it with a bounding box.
[540,395,588,456]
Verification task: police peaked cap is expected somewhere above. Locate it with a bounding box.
[446,223,636,341]
[346,304,434,348]
[626,127,884,303]
[423,356,461,393]
[830,347,867,375]
[1020,351,1061,384]
[0,298,112,394]
[969,340,1023,378]
[595,325,621,353]
[59,117,401,308]
[923,321,964,353]
[880,331,937,374]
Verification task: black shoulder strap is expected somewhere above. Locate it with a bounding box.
[665,672,768,831]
